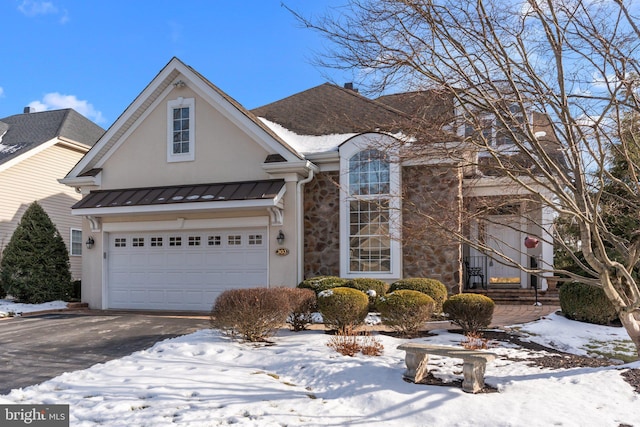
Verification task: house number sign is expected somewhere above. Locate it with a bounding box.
[275,248,290,256]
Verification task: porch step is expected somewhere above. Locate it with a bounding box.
[465,288,560,305]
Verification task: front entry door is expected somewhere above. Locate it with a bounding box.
[485,216,523,287]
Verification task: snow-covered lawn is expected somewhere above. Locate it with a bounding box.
[0,310,638,426]
[0,299,68,317]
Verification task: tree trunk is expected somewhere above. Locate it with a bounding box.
[618,310,640,358]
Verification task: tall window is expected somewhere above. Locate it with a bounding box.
[167,97,195,162]
[340,135,401,279]
[348,149,391,273]
[172,106,190,154]
[70,228,82,256]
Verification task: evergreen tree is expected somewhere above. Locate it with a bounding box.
[0,202,72,303]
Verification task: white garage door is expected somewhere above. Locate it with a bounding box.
[107,228,268,311]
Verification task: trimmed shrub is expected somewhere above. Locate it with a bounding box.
[443,294,495,334]
[282,287,317,331]
[0,202,72,303]
[210,288,291,342]
[298,276,348,294]
[559,282,618,325]
[344,278,390,310]
[389,278,448,313]
[377,290,435,337]
[317,287,369,334]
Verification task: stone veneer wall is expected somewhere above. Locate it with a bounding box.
[303,171,341,278]
[402,165,463,294]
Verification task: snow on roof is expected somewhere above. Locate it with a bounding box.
[0,143,25,156]
[259,117,356,155]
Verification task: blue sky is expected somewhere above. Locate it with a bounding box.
[0,1,352,128]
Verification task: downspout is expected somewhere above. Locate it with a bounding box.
[296,164,316,284]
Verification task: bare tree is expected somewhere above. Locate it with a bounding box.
[290,0,640,354]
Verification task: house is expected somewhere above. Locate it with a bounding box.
[62,57,555,312]
[0,108,104,279]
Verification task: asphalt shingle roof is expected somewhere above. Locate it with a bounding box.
[251,83,415,136]
[0,109,104,166]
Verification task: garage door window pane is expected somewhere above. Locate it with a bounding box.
[151,237,163,247]
[188,236,201,246]
[115,238,126,248]
[228,235,241,245]
[249,234,263,245]
[208,236,221,246]
[133,237,144,247]
[169,237,182,246]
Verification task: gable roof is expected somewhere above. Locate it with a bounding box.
[251,83,415,136]
[65,57,303,183]
[0,109,104,167]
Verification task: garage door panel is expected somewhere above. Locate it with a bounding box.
[107,228,268,311]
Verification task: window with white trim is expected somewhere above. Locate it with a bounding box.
[348,149,392,273]
[339,135,402,279]
[167,97,195,162]
[463,105,526,147]
[70,229,82,256]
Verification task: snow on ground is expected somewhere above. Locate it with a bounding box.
[0,310,639,426]
[0,299,67,317]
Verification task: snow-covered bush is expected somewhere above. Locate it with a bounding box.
[317,287,369,334]
[210,288,291,342]
[559,282,618,325]
[443,294,495,334]
[297,276,348,294]
[377,290,435,337]
[389,278,448,313]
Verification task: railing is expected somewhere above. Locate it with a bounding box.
[464,255,488,290]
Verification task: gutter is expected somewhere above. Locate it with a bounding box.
[296,162,318,283]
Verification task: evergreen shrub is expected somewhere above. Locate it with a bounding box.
[377,290,435,337]
[298,276,348,294]
[317,287,369,334]
[389,278,448,313]
[443,294,495,334]
[0,202,72,303]
[559,282,618,325]
[344,278,390,310]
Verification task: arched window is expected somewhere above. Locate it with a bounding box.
[340,136,401,279]
[348,149,390,196]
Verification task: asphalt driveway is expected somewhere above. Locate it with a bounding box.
[0,311,210,394]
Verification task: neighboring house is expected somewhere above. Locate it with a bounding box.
[62,57,554,312]
[0,108,104,279]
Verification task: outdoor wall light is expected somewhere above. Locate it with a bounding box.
[276,230,285,245]
[85,236,95,249]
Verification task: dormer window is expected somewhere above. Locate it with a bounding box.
[167,97,195,162]
[463,105,526,147]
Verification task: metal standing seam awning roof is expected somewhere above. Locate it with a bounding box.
[71,179,286,215]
